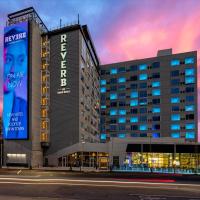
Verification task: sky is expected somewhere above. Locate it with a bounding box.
[0,0,200,136]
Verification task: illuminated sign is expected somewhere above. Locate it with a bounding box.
[57,34,70,94]
[3,21,28,139]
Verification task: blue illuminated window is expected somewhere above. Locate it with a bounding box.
[186,123,195,130]
[140,124,147,131]
[185,105,194,111]
[110,109,117,116]
[152,89,160,96]
[118,77,126,83]
[139,74,147,80]
[100,134,106,140]
[171,114,180,121]
[119,109,126,115]
[110,93,117,100]
[110,68,117,74]
[171,132,180,138]
[139,64,147,71]
[139,98,147,105]
[171,59,180,66]
[152,133,160,138]
[130,99,138,106]
[130,91,138,98]
[185,77,195,84]
[100,80,106,85]
[152,107,160,113]
[100,87,106,93]
[185,57,194,64]
[130,117,138,123]
[185,68,194,76]
[101,105,106,109]
[186,132,195,139]
[171,97,180,103]
[171,124,180,130]
[118,117,126,123]
[118,133,126,138]
[152,81,160,87]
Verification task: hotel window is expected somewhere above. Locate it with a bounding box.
[131,108,138,114]
[186,114,194,120]
[152,98,160,104]
[185,57,194,64]
[152,116,160,121]
[130,75,138,81]
[140,107,147,113]
[139,64,147,71]
[130,91,138,98]
[171,70,179,77]
[152,107,160,113]
[100,79,106,85]
[140,116,147,122]
[110,86,117,91]
[171,97,180,103]
[152,133,160,138]
[152,73,160,79]
[118,77,126,83]
[101,70,106,75]
[152,62,160,68]
[100,134,107,140]
[130,83,137,89]
[186,123,195,130]
[185,105,194,111]
[171,88,179,94]
[130,99,138,106]
[119,101,126,107]
[130,65,137,71]
[171,114,180,121]
[152,89,160,96]
[41,109,48,118]
[110,93,117,100]
[131,125,138,130]
[130,116,138,123]
[185,77,195,84]
[139,98,147,105]
[172,106,179,111]
[110,118,117,124]
[171,124,180,130]
[185,87,194,93]
[110,102,117,107]
[118,117,126,123]
[118,93,126,99]
[119,109,126,115]
[139,91,147,97]
[118,85,126,91]
[110,68,117,74]
[139,82,147,88]
[152,81,160,87]
[119,125,126,131]
[171,132,180,138]
[118,133,126,138]
[185,132,195,139]
[152,124,160,130]
[139,74,147,80]
[110,125,117,131]
[140,133,147,137]
[110,78,117,84]
[118,67,126,73]
[171,59,180,66]
[110,109,117,116]
[101,105,106,109]
[100,87,106,93]
[140,124,147,131]
[185,68,194,76]
[171,79,180,86]
[186,96,194,102]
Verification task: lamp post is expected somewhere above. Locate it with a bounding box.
[81,141,85,171]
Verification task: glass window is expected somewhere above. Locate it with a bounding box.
[152,116,160,121]
[185,105,194,111]
[130,75,138,81]
[152,73,160,79]
[152,89,160,96]
[185,77,195,84]
[118,85,126,91]
[140,116,147,122]
[100,80,106,85]
[118,67,126,73]
[110,109,117,116]
[101,105,106,109]
[110,68,117,74]
[171,79,180,86]
[118,117,126,123]
[119,101,126,107]
[185,57,194,64]
[101,70,106,75]
[171,88,179,94]
[186,96,194,102]
[130,91,138,98]
[186,114,194,120]
[131,125,138,130]
[139,98,147,105]
[172,106,179,111]
[130,99,138,106]
[185,68,194,76]
[171,59,180,66]
[139,91,147,97]
[186,123,195,130]
[152,98,160,104]
[118,133,126,138]
[140,124,147,131]
[139,82,147,88]
[110,86,117,91]
[171,132,180,138]
[110,125,117,131]
[100,134,106,140]
[139,74,147,80]
[119,125,126,131]
[152,81,160,87]
[186,87,194,93]
[171,70,179,77]
[171,114,180,121]
[152,62,160,68]
[131,108,138,114]
[140,133,147,137]
[110,102,117,107]
[140,107,147,113]
[110,93,117,100]
[185,132,195,139]
[119,109,126,115]
[139,64,147,71]
[171,124,180,130]
[118,77,126,83]
[171,97,180,103]
[118,93,126,99]
[130,65,137,71]
[130,83,137,89]
[130,117,138,123]
[152,124,160,130]
[152,107,160,113]
[100,87,106,93]
[152,133,160,138]
[110,78,117,84]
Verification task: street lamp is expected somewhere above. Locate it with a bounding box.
[81,141,85,171]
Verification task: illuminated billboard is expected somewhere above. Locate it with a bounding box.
[3,21,28,139]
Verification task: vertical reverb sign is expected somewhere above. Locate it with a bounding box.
[57,33,70,94]
[3,21,28,139]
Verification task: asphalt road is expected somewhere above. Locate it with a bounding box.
[0,175,199,200]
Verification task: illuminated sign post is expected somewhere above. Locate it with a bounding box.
[3,22,28,139]
[57,33,70,94]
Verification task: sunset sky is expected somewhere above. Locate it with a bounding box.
[0,0,200,133]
